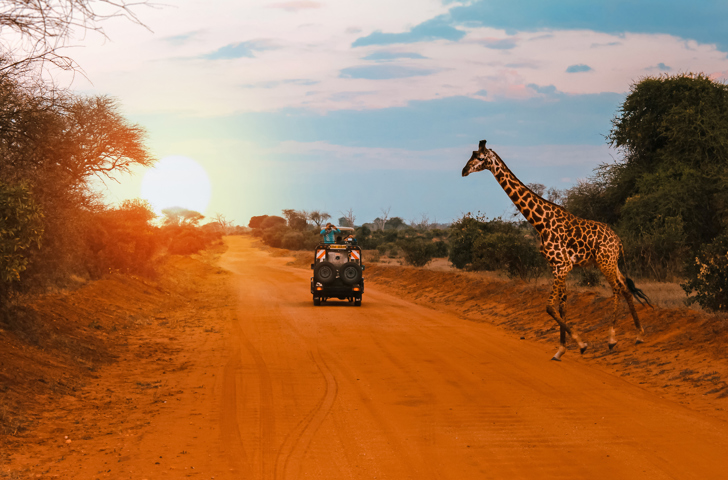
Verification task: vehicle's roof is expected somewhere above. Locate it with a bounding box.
[336,227,355,233]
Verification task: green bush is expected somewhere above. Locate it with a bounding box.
[432,240,449,258]
[471,231,545,281]
[88,199,159,276]
[281,231,305,250]
[398,238,436,267]
[448,214,486,269]
[261,224,288,248]
[0,182,43,294]
[682,233,728,311]
[574,267,602,287]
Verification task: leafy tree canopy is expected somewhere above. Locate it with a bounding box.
[566,74,728,255]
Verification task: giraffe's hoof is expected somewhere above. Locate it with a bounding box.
[580,344,588,354]
[551,356,561,362]
[608,342,618,351]
[635,339,644,345]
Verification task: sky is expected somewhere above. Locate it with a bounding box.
[63,0,728,227]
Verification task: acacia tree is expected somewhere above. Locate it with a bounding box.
[308,210,330,229]
[0,0,150,76]
[162,207,204,227]
[562,73,728,279]
[0,73,156,288]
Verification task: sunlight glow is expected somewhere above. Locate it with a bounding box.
[140,156,212,215]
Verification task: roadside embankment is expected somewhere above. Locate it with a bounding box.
[0,246,233,476]
[363,263,728,419]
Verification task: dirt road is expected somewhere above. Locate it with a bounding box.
[212,236,728,479]
[11,236,728,479]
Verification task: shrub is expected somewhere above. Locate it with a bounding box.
[575,267,602,287]
[682,233,728,311]
[448,213,487,269]
[432,240,449,258]
[261,224,287,248]
[398,238,436,267]
[471,230,545,282]
[281,231,305,250]
[89,199,159,276]
[0,182,43,295]
[167,228,207,255]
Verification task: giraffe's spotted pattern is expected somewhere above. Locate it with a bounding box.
[463,140,645,360]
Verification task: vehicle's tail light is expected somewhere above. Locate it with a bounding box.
[352,287,360,291]
[316,286,323,291]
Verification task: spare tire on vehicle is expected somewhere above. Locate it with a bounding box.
[339,261,362,285]
[314,261,337,284]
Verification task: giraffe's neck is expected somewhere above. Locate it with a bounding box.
[490,159,554,231]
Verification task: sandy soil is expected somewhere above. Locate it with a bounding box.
[2,236,728,479]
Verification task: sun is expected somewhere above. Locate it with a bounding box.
[140,156,212,215]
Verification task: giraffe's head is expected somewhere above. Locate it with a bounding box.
[462,139,498,177]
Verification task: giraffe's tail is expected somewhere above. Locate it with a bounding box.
[618,243,654,308]
[625,277,653,308]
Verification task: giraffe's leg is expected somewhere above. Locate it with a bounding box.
[552,327,567,361]
[547,264,586,360]
[599,264,645,348]
[596,262,623,350]
[552,291,569,360]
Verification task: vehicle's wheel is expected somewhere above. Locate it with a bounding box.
[339,262,362,285]
[313,261,337,284]
[313,296,321,306]
[354,298,362,306]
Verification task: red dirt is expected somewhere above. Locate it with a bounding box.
[2,236,728,479]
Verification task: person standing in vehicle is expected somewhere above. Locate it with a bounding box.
[320,223,340,244]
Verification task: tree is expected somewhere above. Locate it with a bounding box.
[607,73,728,247]
[377,206,391,231]
[0,0,150,76]
[162,207,204,227]
[308,210,331,229]
[340,208,356,228]
[410,214,431,231]
[213,213,233,234]
[561,73,728,279]
[248,215,269,229]
[282,209,309,231]
[384,216,406,230]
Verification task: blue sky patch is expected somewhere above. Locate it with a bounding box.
[449,0,728,52]
[352,15,466,47]
[340,65,438,80]
[202,40,276,60]
[566,64,592,73]
[362,51,428,61]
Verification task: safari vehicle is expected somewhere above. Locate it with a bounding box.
[311,227,364,306]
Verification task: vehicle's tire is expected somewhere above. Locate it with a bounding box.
[339,262,362,285]
[313,261,337,284]
[354,298,362,306]
[313,296,321,306]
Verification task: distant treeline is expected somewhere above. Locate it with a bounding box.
[250,74,728,310]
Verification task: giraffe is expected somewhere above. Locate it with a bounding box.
[462,140,647,361]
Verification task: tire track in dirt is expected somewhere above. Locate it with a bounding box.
[274,348,338,480]
[232,315,277,480]
[221,350,251,476]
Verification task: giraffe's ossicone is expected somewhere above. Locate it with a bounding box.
[463,139,649,361]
